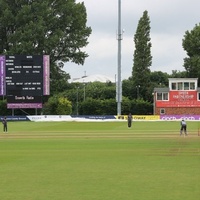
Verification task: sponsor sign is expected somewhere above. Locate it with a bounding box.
[0,56,6,95]
[160,115,200,120]
[116,115,160,120]
[133,115,160,120]
[0,116,29,121]
[156,91,200,107]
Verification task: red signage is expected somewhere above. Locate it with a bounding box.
[156,91,200,107]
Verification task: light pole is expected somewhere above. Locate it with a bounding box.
[136,85,140,99]
[83,83,86,101]
[117,0,122,115]
[76,87,79,115]
[152,92,155,115]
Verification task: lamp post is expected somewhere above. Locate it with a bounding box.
[152,92,156,115]
[83,83,86,101]
[82,79,86,101]
[136,85,140,99]
[76,87,79,115]
[117,0,122,115]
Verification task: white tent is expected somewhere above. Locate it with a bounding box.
[71,74,115,83]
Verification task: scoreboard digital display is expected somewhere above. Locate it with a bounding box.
[0,55,50,108]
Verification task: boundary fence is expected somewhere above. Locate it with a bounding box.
[1,115,200,122]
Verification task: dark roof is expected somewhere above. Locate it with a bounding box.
[154,88,169,93]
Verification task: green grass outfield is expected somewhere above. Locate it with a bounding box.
[0,121,199,200]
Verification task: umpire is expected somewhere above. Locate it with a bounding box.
[2,116,7,133]
[128,113,132,128]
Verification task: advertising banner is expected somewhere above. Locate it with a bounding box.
[1,115,199,122]
[132,115,160,120]
[160,115,200,120]
[156,91,200,107]
[116,115,160,120]
[0,116,29,121]
[0,56,5,96]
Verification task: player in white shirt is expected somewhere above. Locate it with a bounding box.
[180,119,187,136]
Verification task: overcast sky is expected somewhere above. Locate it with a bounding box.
[64,0,200,81]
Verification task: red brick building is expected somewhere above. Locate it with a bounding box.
[153,78,200,115]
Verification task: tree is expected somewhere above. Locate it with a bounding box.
[169,70,187,78]
[130,99,152,115]
[182,24,200,84]
[0,100,10,116]
[50,62,71,94]
[132,10,152,101]
[56,97,72,115]
[79,98,117,115]
[43,95,72,115]
[61,82,116,114]
[150,71,169,87]
[122,78,136,99]
[0,0,92,94]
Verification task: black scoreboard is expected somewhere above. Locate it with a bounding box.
[0,55,50,108]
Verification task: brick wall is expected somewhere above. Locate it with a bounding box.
[155,107,200,115]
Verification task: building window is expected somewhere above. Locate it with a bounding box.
[190,82,195,90]
[160,108,165,115]
[171,81,195,90]
[171,82,176,90]
[184,82,189,90]
[178,82,182,90]
[157,92,169,101]
[198,93,200,101]
[163,93,168,100]
[157,93,162,100]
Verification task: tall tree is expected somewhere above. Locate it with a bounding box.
[182,24,200,84]
[0,0,92,94]
[169,70,187,78]
[150,71,169,87]
[132,10,152,101]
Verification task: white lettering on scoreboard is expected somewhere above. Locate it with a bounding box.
[5,55,44,96]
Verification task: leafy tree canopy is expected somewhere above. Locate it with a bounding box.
[132,10,152,101]
[0,0,92,94]
[150,71,169,87]
[182,23,200,83]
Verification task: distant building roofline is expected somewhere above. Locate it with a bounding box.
[168,78,198,81]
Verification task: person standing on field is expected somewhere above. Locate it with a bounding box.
[2,116,7,133]
[180,119,187,136]
[128,113,132,128]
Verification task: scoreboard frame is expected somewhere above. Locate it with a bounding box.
[0,55,50,109]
